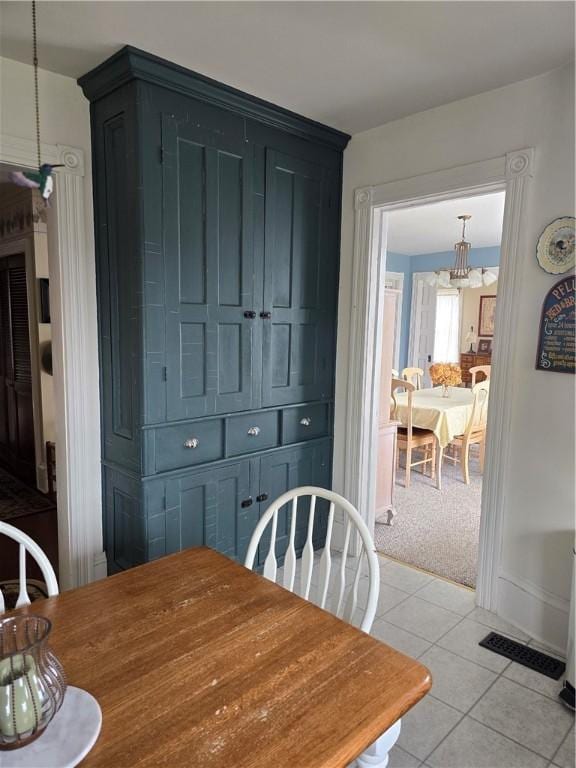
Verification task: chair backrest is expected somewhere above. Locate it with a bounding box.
[0,521,59,613]
[402,366,423,390]
[244,486,380,633]
[470,365,491,387]
[465,380,490,436]
[391,368,399,378]
[392,377,414,438]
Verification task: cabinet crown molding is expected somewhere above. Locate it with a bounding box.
[78,45,350,152]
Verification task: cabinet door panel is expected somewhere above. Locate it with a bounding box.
[163,116,255,421]
[257,440,331,565]
[164,460,254,563]
[262,151,337,406]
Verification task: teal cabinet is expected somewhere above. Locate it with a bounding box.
[262,151,338,407]
[162,114,255,421]
[79,47,348,572]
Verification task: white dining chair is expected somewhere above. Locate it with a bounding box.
[0,521,59,613]
[244,486,401,767]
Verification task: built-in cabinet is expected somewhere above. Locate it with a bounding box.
[79,47,348,573]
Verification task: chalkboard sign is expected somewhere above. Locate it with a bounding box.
[535,276,575,373]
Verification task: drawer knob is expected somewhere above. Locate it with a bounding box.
[299,417,312,427]
[247,426,261,437]
[184,438,200,449]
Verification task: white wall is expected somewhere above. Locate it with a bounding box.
[335,64,575,650]
[0,56,94,244]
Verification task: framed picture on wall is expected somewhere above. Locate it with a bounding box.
[478,338,492,354]
[478,295,497,337]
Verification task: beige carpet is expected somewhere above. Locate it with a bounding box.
[374,452,482,588]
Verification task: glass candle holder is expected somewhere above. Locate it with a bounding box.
[0,615,66,749]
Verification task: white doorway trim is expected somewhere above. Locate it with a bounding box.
[1,133,106,589]
[340,148,534,611]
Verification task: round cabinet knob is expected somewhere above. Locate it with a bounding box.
[184,438,200,449]
[247,426,261,437]
[299,417,312,427]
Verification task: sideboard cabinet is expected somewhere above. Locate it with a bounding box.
[79,47,349,572]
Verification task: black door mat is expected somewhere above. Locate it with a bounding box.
[479,632,565,680]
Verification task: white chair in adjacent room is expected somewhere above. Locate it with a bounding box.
[244,486,401,767]
[401,366,424,390]
[0,521,59,613]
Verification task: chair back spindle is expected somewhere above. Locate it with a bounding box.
[244,487,380,632]
[0,521,59,613]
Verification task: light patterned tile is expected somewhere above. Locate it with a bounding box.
[466,607,530,641]
[469,677,574,759]
[437,618,512,673]
[428,717,548,768]
[419,646,497,712]
[387,745,422,768]
[380,561,434,594]
[503,658,564,700]
[397,695,462,761]
[383,596,461,642]
[370,618,432,659]
[551,725,575,768]
[415,579,476,617]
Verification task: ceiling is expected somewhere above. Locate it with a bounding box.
[387,191,506,256]
[0,2,573,134]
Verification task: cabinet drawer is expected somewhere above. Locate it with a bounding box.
[226,411,279,456]
[154,420,224,473]
[281,403,330,445]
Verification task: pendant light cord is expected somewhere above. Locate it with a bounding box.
[32,0,41,169]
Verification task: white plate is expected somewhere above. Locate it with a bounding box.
[0,687,102,768]
[536,217,575,274]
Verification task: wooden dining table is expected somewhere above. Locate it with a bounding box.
[5,548,431,768]
[394,386,474,489]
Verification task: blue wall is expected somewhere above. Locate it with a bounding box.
[385,246,500,371]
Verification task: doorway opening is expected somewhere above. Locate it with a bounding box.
[375,191,505,589]
[0,166,59,602]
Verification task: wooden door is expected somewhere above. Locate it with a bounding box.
[162,115,255,421]
[164,460,254,563]
[0,254,35,485]
[262,150,337,407]
[257,440,331,565]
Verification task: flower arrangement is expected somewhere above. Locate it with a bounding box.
[429,363,462,396]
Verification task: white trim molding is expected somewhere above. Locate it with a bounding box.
[497,571,569,656]
[338,148,535,614]
[1,133,106,589]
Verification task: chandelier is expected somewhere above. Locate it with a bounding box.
[426,214,498,289]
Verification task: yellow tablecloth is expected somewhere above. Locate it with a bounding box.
[394,386,474,448]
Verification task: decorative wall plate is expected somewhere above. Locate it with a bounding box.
[536,217,575,274]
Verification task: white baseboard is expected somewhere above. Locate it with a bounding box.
[93,552,108,581]
[497,571,569,657]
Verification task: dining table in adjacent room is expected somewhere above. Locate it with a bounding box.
[393,385,475,489]
[5,547,431,768]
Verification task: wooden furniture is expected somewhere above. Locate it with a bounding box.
[460,352,491,386]
[78,48,349,573]
[444,381,490,484]
[0,521,58,612]
[245,486,380,632]
[393,386,475,491]
[401,366,424,390]
[392,379,436,488]
[470,364,491,387]
[8,548,431,768]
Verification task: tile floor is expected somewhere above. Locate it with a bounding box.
[290,554,575,768]
[368,557,574,768]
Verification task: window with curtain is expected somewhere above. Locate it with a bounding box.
[433,289,460,363]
